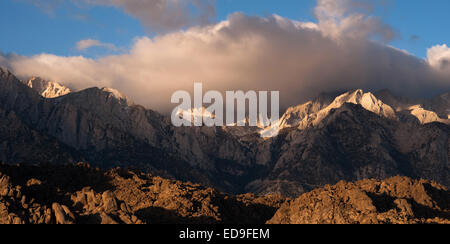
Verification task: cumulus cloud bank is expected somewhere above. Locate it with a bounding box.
[1,0,450,113]
[428,44,450,71]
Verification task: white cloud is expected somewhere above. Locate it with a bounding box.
[2,13,449,113]
[315,0,397,42]
[427,44,450,71]
[76,39,118,51]
[1,1,450,113]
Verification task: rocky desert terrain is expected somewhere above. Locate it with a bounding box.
[0,163,285,224]
[269,176,450,224]
[1,163,448,224]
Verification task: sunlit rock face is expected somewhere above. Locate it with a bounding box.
[1,67,449,197]
[268,176,450,224]
[24,77,71,98]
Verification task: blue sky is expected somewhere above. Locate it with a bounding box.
[0,0,449,59]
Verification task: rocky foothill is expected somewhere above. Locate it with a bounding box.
[0,163,284,224]
[0,163,448,224]
[268,176,450,224]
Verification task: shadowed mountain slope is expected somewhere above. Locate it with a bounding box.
[1,67,449,196]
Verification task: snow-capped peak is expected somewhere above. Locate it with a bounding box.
[175,107,215,122]
[260,89,399,138]
[25,77,71,98]
[101,87,134,106]
[322,89,397,120]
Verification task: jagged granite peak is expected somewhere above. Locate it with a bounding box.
[428,92,450,119]
[278,92,336,129]
[259,92,336,137]
[264,89,398,136]
[0,67,16,82]
[271,89,450,137]
[375,89,450,125]
[23,77,71,98]
[408,105,448,124]
[53,86,134,107]
[313,89,398,124]
[100,87,134,107]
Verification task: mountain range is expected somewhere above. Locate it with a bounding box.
[0,66,449,197]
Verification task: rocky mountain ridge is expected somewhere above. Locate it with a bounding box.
[0,66,449,197]
[254,103,449,196]
[273,89,449,134]
[22,77,71,98]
